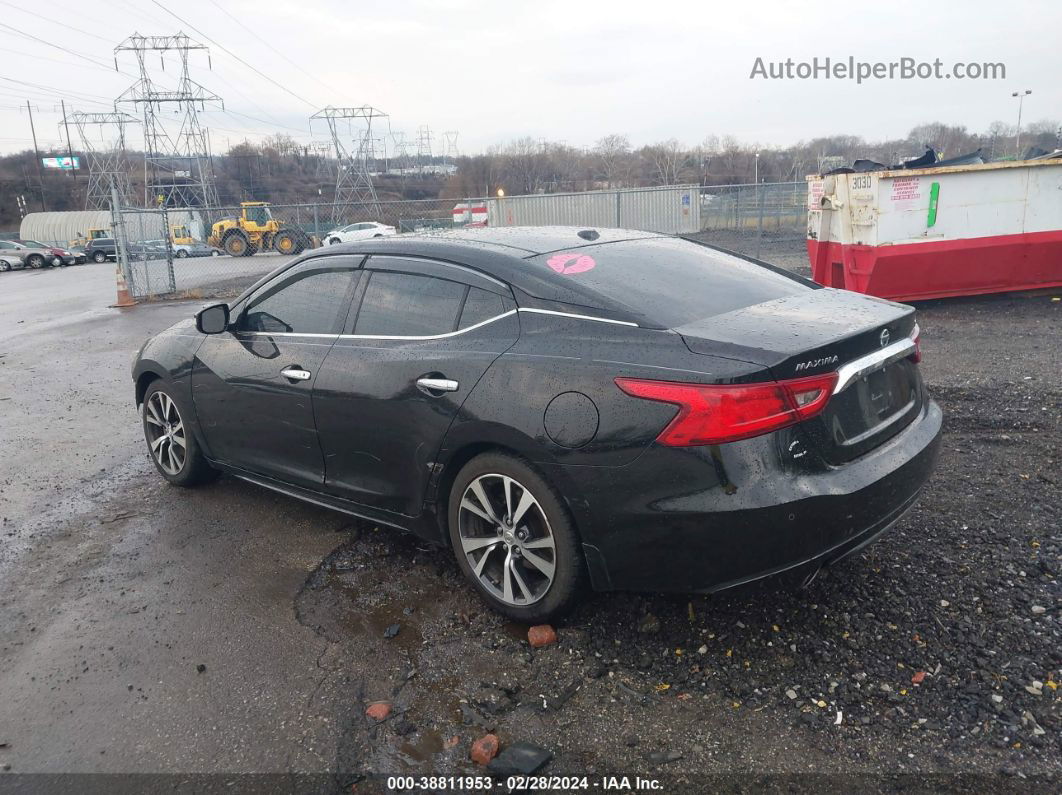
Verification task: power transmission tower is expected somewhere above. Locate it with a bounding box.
[309,140,335,182]
[390,131,412,172]
[443,131,459,162]
[416,125,433,173]
[358,133,385,164]
[115,33,222,208]
[68,111,139,210]
[310,106,387,224]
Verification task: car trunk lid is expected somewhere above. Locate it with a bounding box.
[676,288,923,463]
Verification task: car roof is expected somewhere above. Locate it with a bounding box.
[402,225,664,255]
[301,226,675,327]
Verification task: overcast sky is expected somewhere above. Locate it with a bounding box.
[0,0,1057,158]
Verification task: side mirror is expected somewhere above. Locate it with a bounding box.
[195,303,230,334]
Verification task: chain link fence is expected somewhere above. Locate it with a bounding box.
[110,182,812,299]
[113,197,478,299]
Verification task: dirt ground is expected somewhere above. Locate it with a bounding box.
[0,241,1058,793]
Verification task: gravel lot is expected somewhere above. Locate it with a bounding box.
[296,236,1060,791]
[0,237,1058,792]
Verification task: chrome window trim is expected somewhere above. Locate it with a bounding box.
[344,308,518,340]
[237,307,639,341]
[517,307,639,327]
[833,337,917,395]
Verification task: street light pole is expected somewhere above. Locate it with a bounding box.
[754,152,759,184]
[1012,89,1032,157]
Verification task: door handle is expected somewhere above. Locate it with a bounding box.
[416,377,459,394]
[281,367,312,381]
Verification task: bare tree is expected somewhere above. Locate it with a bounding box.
[545,144,584,192]
[503,137,546,194]
[594,133,630,188]
[639,139,686,185]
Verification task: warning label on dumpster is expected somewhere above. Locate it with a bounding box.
[890,177,921,202]
[807,180,824,209]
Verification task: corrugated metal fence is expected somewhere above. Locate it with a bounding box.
[488,185,700,234]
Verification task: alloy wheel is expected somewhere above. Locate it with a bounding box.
[144,391,187,476]
[457,473,557,606]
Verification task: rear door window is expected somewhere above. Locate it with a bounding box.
[354,272,466,336]
[459,286,507,329]
[527,237,811,328]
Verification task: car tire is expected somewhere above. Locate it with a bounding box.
[448,452,585,622]
[175,249,188,258]
[328,237,341,245]
[92,251,107,263]
[27,254,45,269]
[0,261,10,272]
[141,381,219,487]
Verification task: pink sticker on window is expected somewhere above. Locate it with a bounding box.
[546,253,596,275]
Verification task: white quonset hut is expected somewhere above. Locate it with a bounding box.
[20,211,111,247]
[20,210,207,247]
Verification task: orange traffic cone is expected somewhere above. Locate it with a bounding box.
[113,259,136,307]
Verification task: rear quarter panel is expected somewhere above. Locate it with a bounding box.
[434,311,765,525]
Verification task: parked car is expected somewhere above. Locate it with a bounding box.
[0,255,17,272]
[0,240,61,269]
[131,227,942,621]
[84,238,117,263]
[324,221,396,245]
[84,238,164,262]
[144,240,222,258]
[14,239,85,265]
[175,241,222,258]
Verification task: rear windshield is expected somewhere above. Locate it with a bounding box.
[528,237,811,328]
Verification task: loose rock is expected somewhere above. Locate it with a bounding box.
[528,625,557,648]
[471,734,500,766]
[487,741,553,776]
[365,702,392,721]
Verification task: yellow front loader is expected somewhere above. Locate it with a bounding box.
[207,202,313,257]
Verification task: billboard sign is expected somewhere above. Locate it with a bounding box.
[42,156,80,170]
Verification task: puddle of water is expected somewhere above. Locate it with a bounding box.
[395,730,446,765]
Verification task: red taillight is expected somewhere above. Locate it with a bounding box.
[909,323,922,363]
[615,372,838,446]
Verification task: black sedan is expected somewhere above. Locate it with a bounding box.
[132,228,942,621]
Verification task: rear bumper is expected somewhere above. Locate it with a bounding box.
[559,399,943,593]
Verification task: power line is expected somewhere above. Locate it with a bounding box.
[0,44,129,75]
[0,75,117,105]
[149,0,318,109]
[0,21,133,75]
[107,0,174,29]
[206,69,310,135]
[206,0,345,98]
[218,108,309,136]
[0,1,114,43]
